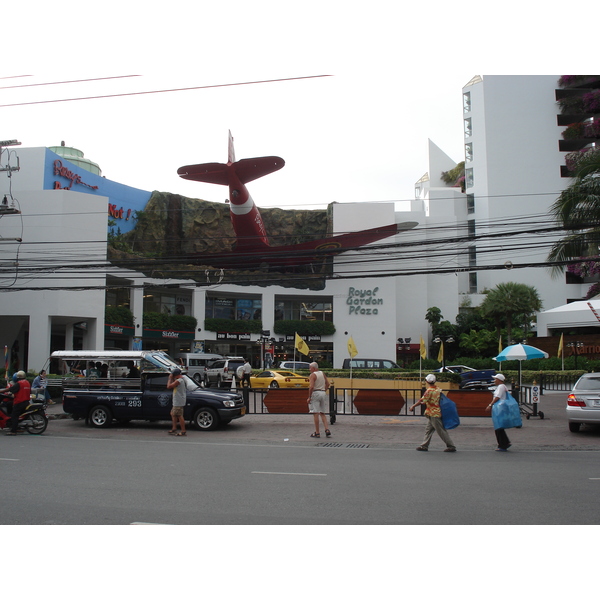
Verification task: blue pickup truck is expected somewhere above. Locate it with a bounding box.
[435,365,496,389]
[51,350,246,430]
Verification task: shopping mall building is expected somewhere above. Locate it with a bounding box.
[0,143,436,372]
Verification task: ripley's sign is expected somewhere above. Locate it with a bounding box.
[53,160,98,190]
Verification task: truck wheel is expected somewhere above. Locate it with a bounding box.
[193,373,202,384]
[217,376,223,388]
[192,407,219,431]
[89,405,112,428]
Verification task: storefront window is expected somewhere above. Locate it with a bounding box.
[144,291,192,315]
[106,287,130,308]
[205,296,262,320]
[274,297,333,321]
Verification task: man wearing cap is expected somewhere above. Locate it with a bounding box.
[486,373,511,451]
[409,373,456,452]
[166,368,187,436]
[1,370,31,436]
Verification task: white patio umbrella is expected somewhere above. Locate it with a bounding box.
[494,343,549,397]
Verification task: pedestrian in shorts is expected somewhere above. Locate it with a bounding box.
[307,362,331,438]
[167,368,187,436]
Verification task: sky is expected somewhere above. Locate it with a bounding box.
[3,1,597,215]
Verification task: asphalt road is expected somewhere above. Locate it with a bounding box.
[2,390,599,525]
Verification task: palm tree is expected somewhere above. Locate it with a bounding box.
[479,282,542,344]
[548,148,600,274]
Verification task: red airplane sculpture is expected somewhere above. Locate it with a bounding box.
[177,132,417,269]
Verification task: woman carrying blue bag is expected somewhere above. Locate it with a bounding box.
[486,373,521,452]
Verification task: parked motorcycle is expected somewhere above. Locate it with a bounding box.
[0,394,49,434]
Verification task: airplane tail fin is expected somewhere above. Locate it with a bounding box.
[228,130,235,164]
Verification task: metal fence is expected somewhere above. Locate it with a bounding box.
[538,372,578,392]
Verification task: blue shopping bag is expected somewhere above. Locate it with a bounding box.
[440,393,460,430]
[491,393,522,430]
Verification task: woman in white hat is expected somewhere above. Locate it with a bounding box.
[409,374,457,452]
[486,373,511,451]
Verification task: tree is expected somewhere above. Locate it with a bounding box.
[459,329,496,356]
[425,307,443,327]
[479,282,542,344]
[548,148,600,274]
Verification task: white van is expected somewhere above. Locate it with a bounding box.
[177,353,223,383]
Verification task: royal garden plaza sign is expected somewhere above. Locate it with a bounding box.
[346,286,383,315]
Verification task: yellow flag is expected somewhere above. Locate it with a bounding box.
[498,335,503,354]
[558,332,564,357]
[437,340,444,363]
[419,335,427,360]
[295,333,310,356]
[347,336,358,358]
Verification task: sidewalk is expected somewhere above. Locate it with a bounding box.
[43,391,600,451]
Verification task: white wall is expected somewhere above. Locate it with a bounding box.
[463,75,569,311]
[0,147,109,370]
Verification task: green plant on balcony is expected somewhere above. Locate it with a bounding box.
[562,122,585,140]
[441,162,465,187]
[557,95,585,115]
[204,318,263,333]
[105,306,134,327]
[144,312,197,331]
[273,320,336,336]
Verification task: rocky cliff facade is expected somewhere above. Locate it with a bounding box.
[108,191,334,289]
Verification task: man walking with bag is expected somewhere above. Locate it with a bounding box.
[409,374,457,452]
[486,373,513,452]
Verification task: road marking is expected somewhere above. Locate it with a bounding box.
[252,471,327,477]
[0,458,19,461]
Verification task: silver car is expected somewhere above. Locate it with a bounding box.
[566,372,600,432]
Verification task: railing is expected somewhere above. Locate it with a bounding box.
[239,387,493,419]
[538,372,578,393]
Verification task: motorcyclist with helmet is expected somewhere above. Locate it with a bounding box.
[1,370,31,436]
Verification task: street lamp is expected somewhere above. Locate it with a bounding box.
[433,336,454,370]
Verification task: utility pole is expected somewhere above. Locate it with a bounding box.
[0,139,22,216]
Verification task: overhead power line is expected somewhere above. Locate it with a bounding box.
[0,75,332,108]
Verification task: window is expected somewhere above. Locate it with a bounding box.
[465,168,474,189]
[469,272,478,294]
[144,291,191,316]
[464,118,472,137]
[274,297,333,322]
[468,220,476,238]
[468,246,477,267]
[467,194,475,214]
[205,296,262,321]
[465,142,473,162]
[106,287,130,309]
[463,92,471,113]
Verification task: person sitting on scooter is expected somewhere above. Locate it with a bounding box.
[0,371,31,436]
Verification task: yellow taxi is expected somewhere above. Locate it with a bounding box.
[250,370,310,389]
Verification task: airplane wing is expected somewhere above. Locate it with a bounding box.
[186,221,418,269]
